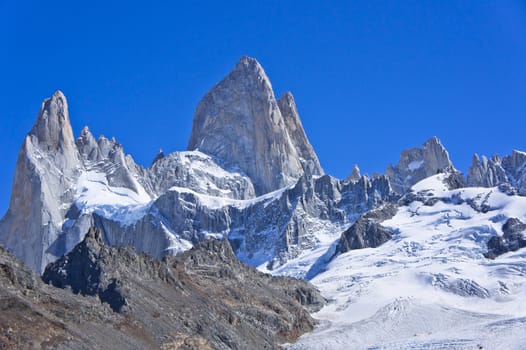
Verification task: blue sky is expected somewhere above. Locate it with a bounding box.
[1,1,526,215]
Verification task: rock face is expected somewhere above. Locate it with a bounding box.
[467,150,526,195]
[386,137,456,194]
[346,164,361,182]
[467,154,508,188]
[485,218,526,259]
[41,228,324,349]
[0,91,82,273]
[187,56,323,195]
[145,151,255,199]
[0,241,154,349]
[277,92,323,175]
[336,204,398,254]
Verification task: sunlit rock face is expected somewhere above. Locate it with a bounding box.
[188,56,323,195]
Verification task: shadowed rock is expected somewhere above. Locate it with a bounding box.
[336,204,398,255]
[42,227,325,349]
[485,218,526,259]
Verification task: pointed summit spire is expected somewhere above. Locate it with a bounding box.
[346,164,361,182]
[187,57,321,194]
[385,136,457,194]
[30,90,75,152]
[233,56,266,74]
[278,92,323,176]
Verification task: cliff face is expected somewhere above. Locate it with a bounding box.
[188,56,323,195]
[385,137,458,194]
[0,91,82,273]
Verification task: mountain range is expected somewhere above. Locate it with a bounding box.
[1,56,526,349]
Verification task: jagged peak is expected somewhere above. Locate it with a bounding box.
[279,91,295,105]
[226,55,274,93]
[423,136,442,147]
[233,55,265,74]
[151,148,165,166]
[385,136,456,194]
[80,125,91,135]
[278,91,298,119]
[29,90,75,151]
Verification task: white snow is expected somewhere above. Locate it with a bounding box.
[281,174,526,349]
[167,184,291,210]
[74,171,152,226]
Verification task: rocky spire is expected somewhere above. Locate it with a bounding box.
[346,164,361,182]
[467,154,508,187]
[0,91,82,273]
[187,56,322,195]
[277,92,323,176]
[76,126,100,161]
[30,91,75,150]
[385,136,457,194]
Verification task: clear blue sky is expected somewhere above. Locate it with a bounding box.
[1,1,526,215]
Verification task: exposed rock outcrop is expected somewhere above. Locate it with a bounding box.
[386,137,457,194]
[42,228,324,349]
[187,56,323,195]
[277,92,323,176]
[467,154,508,188]
[145,151,255,199]
[336,204,398,255]
[467,150,526,196]
[0,91,82,273]
[485,218,526,259]
[346,164,361,182]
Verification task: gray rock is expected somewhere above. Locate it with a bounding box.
[42,228,324,349]
[145,150,255,199]
[485,218,526,259]
[0,91,82,273]
[386,137,456,194]
[187,56,322,195]
[345,164,361,182]
[336,204,398,254]
[502,150,526,195]
[467,150,526,196]
[277,91,323,176]
[467,154,508,187]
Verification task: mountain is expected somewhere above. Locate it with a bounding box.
[1,56,526,349]
[467,150,526,195]
[0,57,394,274]
[385,136,459,194]
[188,56,323,195]
[1,227,323,349]
[0,91,82,273]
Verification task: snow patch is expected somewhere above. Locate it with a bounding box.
[74,171,152,226]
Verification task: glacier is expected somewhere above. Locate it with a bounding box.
[286,174,526,349]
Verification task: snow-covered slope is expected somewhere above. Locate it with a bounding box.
[286,174,526,349]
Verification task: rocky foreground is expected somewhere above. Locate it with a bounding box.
[1,228,323,349]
